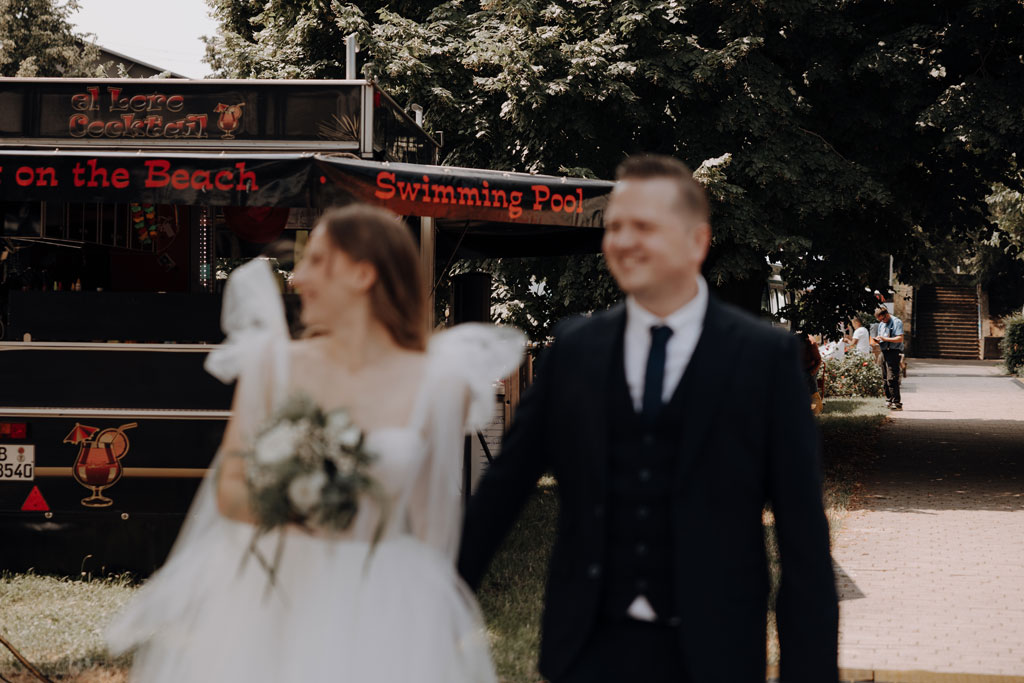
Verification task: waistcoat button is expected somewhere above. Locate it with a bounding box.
[638,468,652,482]
[587,563,602,579]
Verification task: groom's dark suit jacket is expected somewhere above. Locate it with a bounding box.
[458,296,839,682]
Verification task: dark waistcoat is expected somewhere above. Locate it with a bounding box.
[600,340,687,622]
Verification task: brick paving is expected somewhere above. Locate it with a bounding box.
[834,359,1024,677]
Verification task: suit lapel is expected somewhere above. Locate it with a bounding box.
[573,304,626,496]
[672,295,738,488]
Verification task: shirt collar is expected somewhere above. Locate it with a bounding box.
[625,276,708,335]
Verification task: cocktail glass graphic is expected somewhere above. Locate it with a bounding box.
[67,423,136,508]
[215,103,245,140]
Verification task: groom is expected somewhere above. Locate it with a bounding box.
[458,155,838,682]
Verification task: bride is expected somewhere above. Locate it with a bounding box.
[106,205,523,682]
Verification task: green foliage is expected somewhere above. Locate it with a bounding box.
[454,255,620,342]
[204,0,1024,335]
[988,180,1024,257]
[0,0,106,77]
[822,353,883,398]
[1001,314,1024,376]
[978,178,1024,317]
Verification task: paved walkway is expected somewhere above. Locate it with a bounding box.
[834,360,1024,677]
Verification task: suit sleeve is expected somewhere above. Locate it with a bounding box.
[457,336,558,591]
[767,334,840,683]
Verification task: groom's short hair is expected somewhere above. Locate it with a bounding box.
[615,154,710,224]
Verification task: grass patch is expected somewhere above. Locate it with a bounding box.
[477,475,557,683]
[0,573,134,679]
[818,397,890,527]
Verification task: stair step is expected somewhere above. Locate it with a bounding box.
[914,345,979,350]
[915,329,978,334]
[916,329,977,333]
[915,342,979,347]
[915,344,979,348]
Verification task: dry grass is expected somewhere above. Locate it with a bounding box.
[0,574,134,680]
[0,668,127,682]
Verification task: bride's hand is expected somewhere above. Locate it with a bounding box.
[215,453,260,525]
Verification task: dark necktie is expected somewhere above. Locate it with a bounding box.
[642,325,674,423]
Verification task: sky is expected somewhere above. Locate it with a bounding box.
[69,0,219,79]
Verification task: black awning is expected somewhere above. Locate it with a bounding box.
[0,150,611,231]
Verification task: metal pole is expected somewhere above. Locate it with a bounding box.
[462,434,472,509]
[344,34,359,80]
[420,216,435,331]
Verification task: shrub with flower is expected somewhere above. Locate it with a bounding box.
[1000,313,1024,377]
[821,353,884,398]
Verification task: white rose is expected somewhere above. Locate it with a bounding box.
[287,470,328,515]
[325,411,352,432]
[325,412,362,450]
[254,423,300,465]
[337,426,362,450]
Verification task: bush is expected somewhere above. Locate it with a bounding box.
[822,353,884,397]
[1001,313,1024,376]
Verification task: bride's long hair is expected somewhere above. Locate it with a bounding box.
[319,204,427,351]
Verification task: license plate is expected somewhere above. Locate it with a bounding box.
[0,444,35,480]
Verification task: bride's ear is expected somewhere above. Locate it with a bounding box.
[350,260,378,293]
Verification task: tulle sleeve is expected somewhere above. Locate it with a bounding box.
[426,323,526,431]
[204,258,289,385]
[106,259,290,654]
[410,323,525,559]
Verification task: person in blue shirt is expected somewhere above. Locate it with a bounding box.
[873,307,905,410]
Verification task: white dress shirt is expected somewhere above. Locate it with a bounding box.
[621,276,708,622]
[623,276,709,413]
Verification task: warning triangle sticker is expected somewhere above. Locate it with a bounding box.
[21,486,49,512]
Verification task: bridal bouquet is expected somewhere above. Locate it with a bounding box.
[238,394,387,586]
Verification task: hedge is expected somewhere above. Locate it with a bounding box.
[1001,313,1024,376]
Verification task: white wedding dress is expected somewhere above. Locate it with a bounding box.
[106,260,524,683]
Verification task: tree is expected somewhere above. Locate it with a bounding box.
[0,0,105,77]
[205,0,1024,336]
[978,177,1024,317]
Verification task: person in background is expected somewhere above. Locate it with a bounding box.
[798,331,824,415]
[846,316,871,355]
[874,306,905,410]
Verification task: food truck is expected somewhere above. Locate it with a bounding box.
[0,77,612,573]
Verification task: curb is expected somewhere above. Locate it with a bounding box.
[765,667,1024,682]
